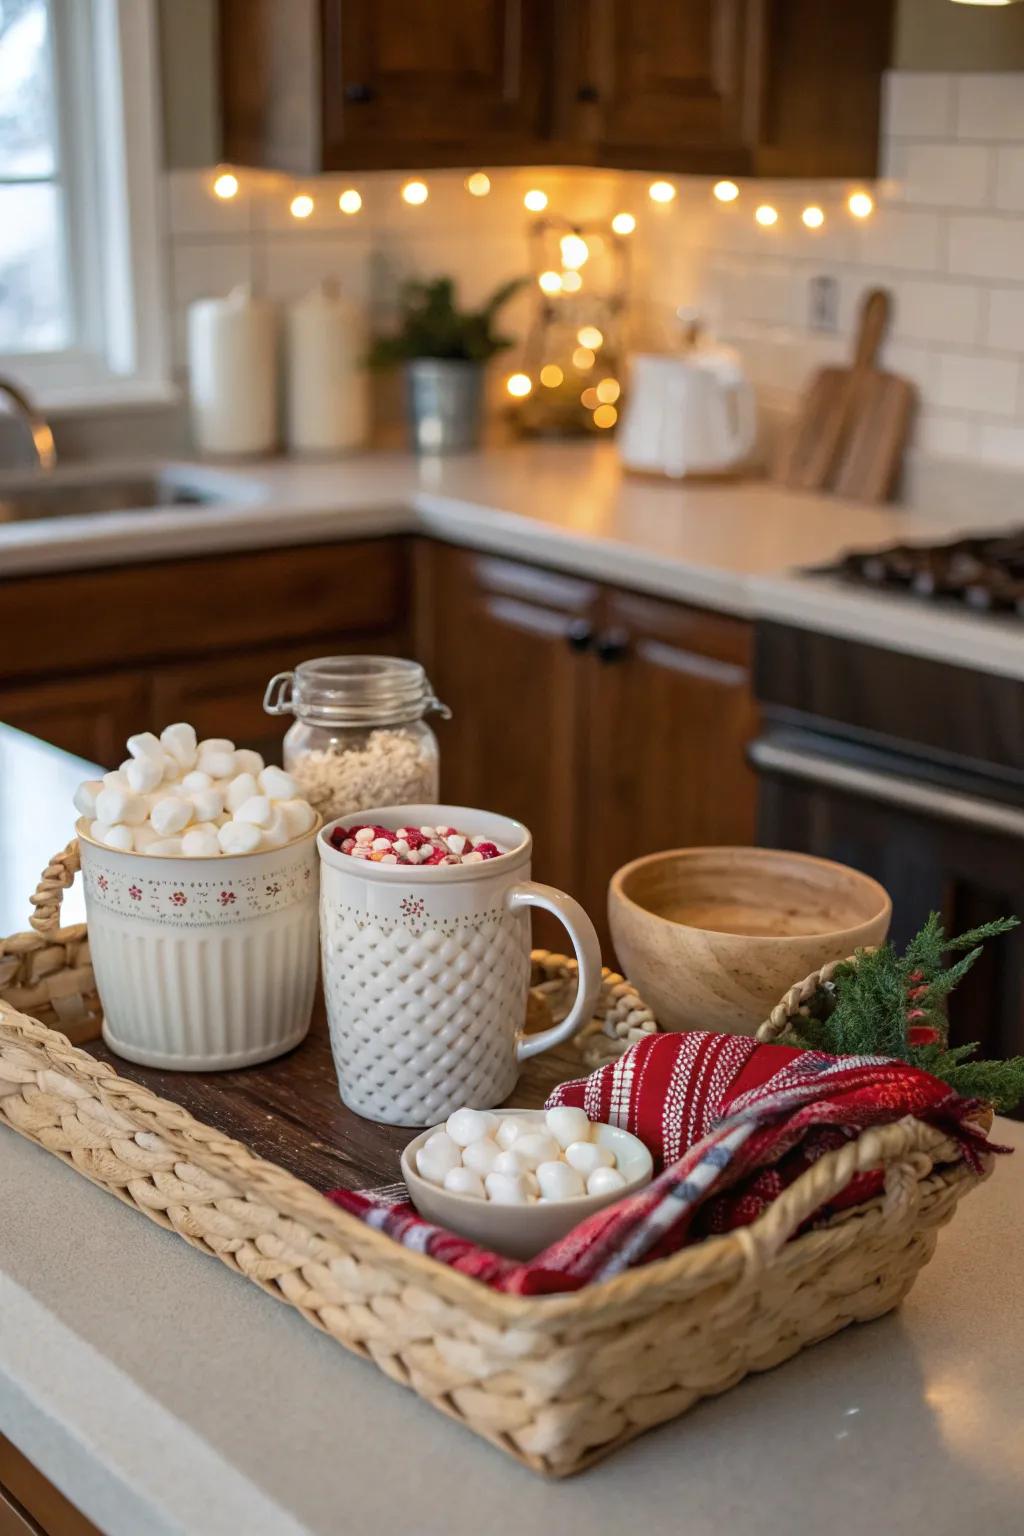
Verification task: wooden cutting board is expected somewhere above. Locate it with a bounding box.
[773,288,916,504]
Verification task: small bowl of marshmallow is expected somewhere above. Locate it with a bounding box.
[401,1106,653,1260]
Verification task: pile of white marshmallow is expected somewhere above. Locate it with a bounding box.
[74,724,318,857]
[415,1105,629,1204]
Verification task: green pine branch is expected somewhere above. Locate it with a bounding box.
[778,912,1024,1112]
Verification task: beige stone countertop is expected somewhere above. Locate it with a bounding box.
[1,1112,1020,1536]
[3,442,1024,675]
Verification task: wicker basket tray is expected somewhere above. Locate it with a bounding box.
[0,847,992,1476]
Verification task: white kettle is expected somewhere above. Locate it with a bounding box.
[618,345,757,478]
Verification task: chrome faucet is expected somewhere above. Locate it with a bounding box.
[0,376,56,471]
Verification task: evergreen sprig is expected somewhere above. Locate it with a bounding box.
[777,912,1024,1112]
[368,275,526,366]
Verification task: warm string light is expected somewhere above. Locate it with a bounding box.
[540,364,563,387]
[593,404,617,429]
[596,378,620,404]
[251,173,882,238]
[572,346,596,370]
[506,372,533,398]
[538,270,562,295]
[576,324,603,350]
[560,233,589,269]
[560,270,583,293]
[581,386,599,409]
[213,171,239,200]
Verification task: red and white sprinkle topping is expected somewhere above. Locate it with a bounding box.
[328,823,506,866]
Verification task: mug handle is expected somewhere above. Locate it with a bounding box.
[505,882,603,1062]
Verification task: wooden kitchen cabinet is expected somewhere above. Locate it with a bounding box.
[220,0,894,178]
[0,540,412,769]
[221,0,550,172]
[555,0,759,169]
[580,588,758,928]
[0,672,148,768]
[418,543,599,902]
[419,543,758,957]
[0,1434,100,1536]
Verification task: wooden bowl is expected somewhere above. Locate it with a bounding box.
[608,847,891,1036]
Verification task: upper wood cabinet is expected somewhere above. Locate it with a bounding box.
[220,0,894,178]
[555,0,760,169]
[320,0,549,169]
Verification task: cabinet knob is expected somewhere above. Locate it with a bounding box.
[576,84,599,103]
[566,620,593,652]
[344,83,376,103]
[595,629,629,664]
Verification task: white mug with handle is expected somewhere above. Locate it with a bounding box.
[318,805,603,1125]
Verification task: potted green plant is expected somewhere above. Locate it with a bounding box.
[369,275,524,454]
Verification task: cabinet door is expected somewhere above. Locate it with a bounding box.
[561,0,761,166]
[584,590,758,946]
[418,544,598,903]
[321,0,549,168]
[0,672,148,770]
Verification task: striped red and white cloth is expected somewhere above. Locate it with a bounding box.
[327,1032,1001,1296]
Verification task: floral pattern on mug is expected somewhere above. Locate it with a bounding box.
[81,850,317,928]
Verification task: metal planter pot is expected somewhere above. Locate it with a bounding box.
[406,359,484,454]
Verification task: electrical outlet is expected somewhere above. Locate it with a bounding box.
[808,275,839,333]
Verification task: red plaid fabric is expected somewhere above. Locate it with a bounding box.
[327,1033,1002,1296]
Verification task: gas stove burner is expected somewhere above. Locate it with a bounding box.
[816,529,1024,618]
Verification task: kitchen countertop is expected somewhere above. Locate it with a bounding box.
[4,443,1023,679]
[2,728,1024,1535]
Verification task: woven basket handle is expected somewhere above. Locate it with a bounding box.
[756,955,855,1043]
[29,840,81,935]
[736,1114,942,1277]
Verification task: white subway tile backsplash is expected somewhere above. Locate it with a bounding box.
[911,410,978,462]
[853,208,943,272]
[160,70,1024,477]
[883,342,941,398]
[956,74,1024,142]
[893,143,991,209]
[166,168,259,237]
[935,351,1020,417]
[994,147,1024,212]
[947,214,1024,281]
[977,422,1024,470]
[985,287,1024,352]
[892,279,982,347]
[883,72,955,139]
[262,236,375,305]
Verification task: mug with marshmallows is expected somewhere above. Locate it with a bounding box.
[318,805,603,1126]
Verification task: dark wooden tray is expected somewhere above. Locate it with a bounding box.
[84,994,585,1195]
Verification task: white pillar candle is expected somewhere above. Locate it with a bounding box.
[188,285,278,456]
[285,281,369,455]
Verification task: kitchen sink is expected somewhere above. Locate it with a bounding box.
[0,470,228,524]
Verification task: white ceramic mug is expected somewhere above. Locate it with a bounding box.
[78,818,320,1070]
[318,805,603,1125]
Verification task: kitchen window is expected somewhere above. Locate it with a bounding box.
[0,0,170,408]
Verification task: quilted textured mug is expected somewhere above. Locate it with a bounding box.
[318,805,603,1125]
